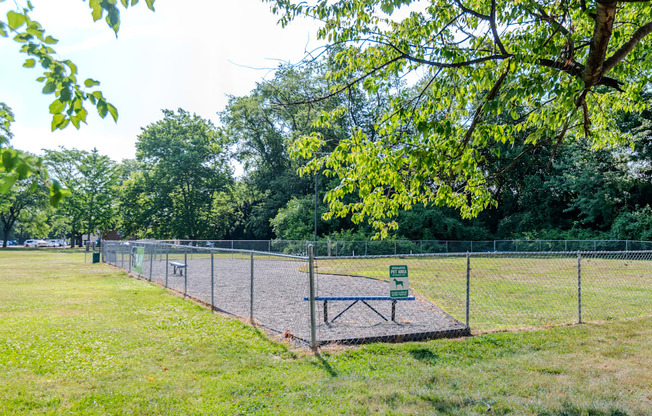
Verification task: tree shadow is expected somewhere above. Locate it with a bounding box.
[408,347,441,365]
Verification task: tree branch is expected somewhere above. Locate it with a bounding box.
[490,0,508,55]
[603,21,652,73]
[453,0,490,20]
[453,64,511,159]
[583,1,618,87]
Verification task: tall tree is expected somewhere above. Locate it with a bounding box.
[126,109,232,239]
[268,0,652,236]
[44,147,119,246]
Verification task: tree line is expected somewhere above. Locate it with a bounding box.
[1,55,650,247]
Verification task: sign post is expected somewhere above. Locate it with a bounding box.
[389,265,409,298]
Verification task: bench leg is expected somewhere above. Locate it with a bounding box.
[324,300,328,323]
[391,300,396,321]
[331,300,359,323]
[361,300,388,322]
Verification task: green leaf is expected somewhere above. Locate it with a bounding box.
[107,103,118,122]
[145,0,156,11]
[42,82,56,94]
[106,6,121,34]
[89,0,103,21]
[49,99,65,114]
[0,173,18,193]
[23,58,36,68]
[7,11,26,30]
[43,35,58,44]
[70,115,81,129]
[84,78,101,88]
[51,113,65,131]
[2,148,16,171]
[64,60,78,75]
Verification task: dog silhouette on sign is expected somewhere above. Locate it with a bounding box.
[392,278,404,288]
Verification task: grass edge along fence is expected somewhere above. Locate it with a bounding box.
[102,242,652,348]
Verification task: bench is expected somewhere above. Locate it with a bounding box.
[169,261,187,276]
[303,296,415,323]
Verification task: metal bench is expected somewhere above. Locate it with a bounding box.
[304,296,415,323]
[169,261,187,276]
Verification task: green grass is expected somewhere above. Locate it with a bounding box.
[1,250,651,415]
[314,255,652,331]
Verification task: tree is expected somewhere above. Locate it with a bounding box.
[268,0,652,236]
[0,168,48,247]
[44,147,119,246]
[124,109,232,239]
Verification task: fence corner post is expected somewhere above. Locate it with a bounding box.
[466,252,470,329]
[577,251,582,324]
[250,251,254,323]
[211,249,214,312]
[308,245,317,350]
[184,248,188,296]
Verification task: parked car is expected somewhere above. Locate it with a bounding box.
[47,239,66,247]
[24,239,48,247]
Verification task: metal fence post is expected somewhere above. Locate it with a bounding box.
[466,252,470,329]
[149,245,153,282]
[308,245,317,349]
[211,250,214,312]
[165,247,169,288]
[184,248,188,296]
[128,246,132,273]
[250,252,254,323]
[577,252,582,324]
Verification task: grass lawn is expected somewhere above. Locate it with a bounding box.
[314,255,652,331]
[1,250,651,415]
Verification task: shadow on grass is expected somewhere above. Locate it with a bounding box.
[312,352,338,377]
[408,347,441,365]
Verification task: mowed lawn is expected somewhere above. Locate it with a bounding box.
[1,251,651,415]
[314,255,652,331]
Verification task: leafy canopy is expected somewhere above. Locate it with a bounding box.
[0,1,154,199]
[267,0,652,236]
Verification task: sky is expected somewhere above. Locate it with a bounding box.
[0,0,319,163]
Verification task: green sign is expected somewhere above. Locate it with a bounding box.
[389,265,408,278]
[389,265,409,298]
[133,247,144,274]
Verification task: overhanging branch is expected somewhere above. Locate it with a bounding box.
[603,21,652,72]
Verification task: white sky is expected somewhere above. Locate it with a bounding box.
[0,0,319,163]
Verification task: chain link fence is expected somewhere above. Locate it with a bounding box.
[102,241,652,348]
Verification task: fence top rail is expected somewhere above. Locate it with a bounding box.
[124,242,309,261]
[145,239,652,244]
[313,250,652,260]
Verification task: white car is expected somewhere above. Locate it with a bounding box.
[24,239,48,247]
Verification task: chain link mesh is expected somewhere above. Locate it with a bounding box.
[101,242,651,347]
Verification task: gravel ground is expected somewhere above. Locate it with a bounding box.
[125,254,468,346]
